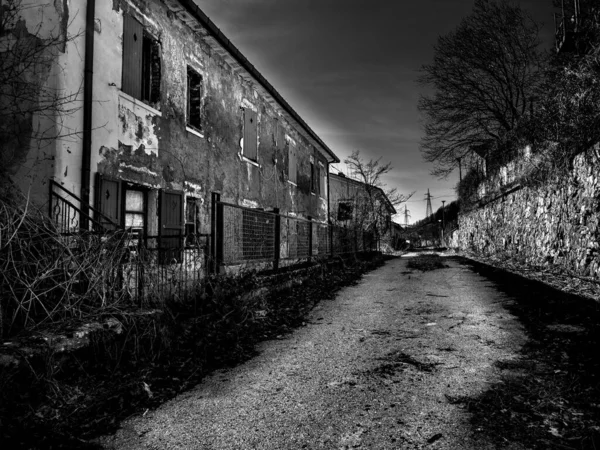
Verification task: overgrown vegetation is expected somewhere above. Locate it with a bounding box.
[420,0,600,207]
[0,247,383,448]
[0,193,136,339]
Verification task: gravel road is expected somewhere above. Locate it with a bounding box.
[99,255,527,449]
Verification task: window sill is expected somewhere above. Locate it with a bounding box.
[186,126,204,139]
[119,91,162,117]
[242,156,260,167]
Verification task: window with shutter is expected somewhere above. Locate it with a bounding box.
[122,14,143,100]
[122,14,161,108]
[243,108,258,161]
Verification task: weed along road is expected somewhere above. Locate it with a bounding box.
[100,254,528,449]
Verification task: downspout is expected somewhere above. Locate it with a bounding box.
[80,0,95,231]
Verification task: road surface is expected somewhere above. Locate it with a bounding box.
[99,254,527,449]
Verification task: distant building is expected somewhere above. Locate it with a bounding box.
[329,172,396,250]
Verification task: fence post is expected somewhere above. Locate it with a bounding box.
[330,224,334,257]
[210,192,221,274]
[307,216,313,262]
[273,208,280,271]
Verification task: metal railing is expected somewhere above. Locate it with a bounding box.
[49,180,119,234]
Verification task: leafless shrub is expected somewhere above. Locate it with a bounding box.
[0,193,135,339]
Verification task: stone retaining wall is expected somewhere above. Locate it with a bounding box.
[450,146,600,279]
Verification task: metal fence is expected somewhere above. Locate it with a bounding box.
[122,235,208,303]
[47,187,378,306]
[215,199,377,270]
[221,203,276,264]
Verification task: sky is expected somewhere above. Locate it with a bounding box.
[195,0,557,224]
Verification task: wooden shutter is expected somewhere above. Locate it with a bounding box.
[244,108,258,161]
[160,190,184,263]
[276,120,285,148]
[122,14,143,100]
[289,144,297,184]
[95,173,121,230]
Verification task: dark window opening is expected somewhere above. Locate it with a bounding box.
[311,161,320,195]
[185,197,200,246]
[141,32,161,107]
[187,67,203,131]
[337,201,354,221]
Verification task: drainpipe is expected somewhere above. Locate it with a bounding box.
[80,0,95,231]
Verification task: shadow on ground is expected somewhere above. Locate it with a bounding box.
[456,257,600,450]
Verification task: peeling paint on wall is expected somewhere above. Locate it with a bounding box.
[118,163,159,178]
[118,93,159,156]
[241,198,259,209]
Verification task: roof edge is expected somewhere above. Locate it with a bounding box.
[178,0,340,164]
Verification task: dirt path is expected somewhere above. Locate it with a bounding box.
[99,256,527,449]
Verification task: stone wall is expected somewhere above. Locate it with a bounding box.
[450,146,600,279]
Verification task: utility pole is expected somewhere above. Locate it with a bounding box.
[441,200,446,245]
[425,189,433,221]
[441,200,446,228]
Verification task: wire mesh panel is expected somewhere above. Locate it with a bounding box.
[315,223,329,256]
[332,226,356,254]
[221,203,275,264]
[281,216,311,260]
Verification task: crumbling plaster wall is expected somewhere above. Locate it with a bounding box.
[2,0,85,206]
[452,146,600,280]
[92,0,328,234]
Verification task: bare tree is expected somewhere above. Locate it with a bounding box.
[341,150,414,237]
[418,0,545,178]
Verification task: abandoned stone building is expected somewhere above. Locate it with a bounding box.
[4,0,344,276]
[329,172,396,251]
